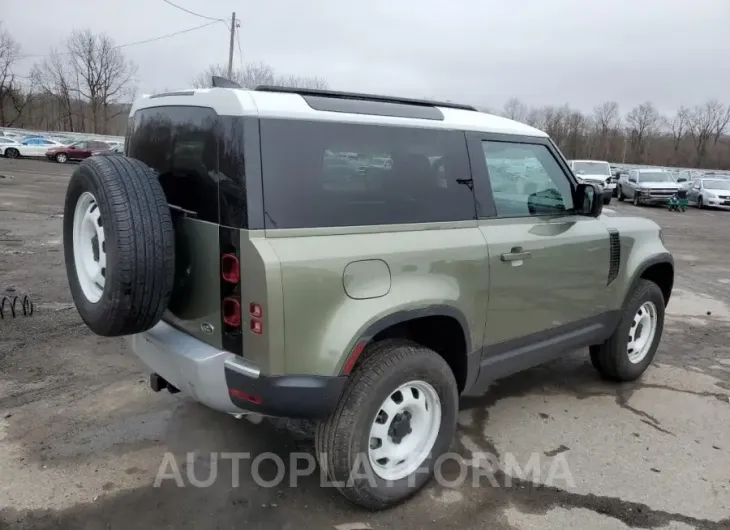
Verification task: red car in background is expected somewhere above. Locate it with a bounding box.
[46,140,110,163]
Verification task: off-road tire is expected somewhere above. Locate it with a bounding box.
[590,279,665,381]
[315,339,458,510]
[63,155,175,336]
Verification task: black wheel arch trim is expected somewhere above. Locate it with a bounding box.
[343,304,472,371]
[623,252,674,307]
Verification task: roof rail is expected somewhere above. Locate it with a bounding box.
[254,85,477,112]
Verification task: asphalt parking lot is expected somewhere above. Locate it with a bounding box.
[1,158,729,530]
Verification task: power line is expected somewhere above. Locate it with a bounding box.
[162,0,226,22]
[16,21,223,61]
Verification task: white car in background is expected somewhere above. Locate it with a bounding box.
[687,178,730,209]
[0,136,21,157]
[568,159,614,204]
[3,138,67,159]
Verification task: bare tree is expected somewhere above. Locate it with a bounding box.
[687,100,727,166]
[626,102,661,162]
[593,101,620,158]
[712,103,730,145]
[0,24,25,126]
[668,106,690,160]
[31,50,80,131]
[192,62,328,90]
[66,29,137,134]
[501,97,528,122]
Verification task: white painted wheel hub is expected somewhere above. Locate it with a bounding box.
[72,192,106,303]
[627,301,657,364]
[368,380,441,481]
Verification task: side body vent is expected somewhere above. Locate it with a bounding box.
[607,228,620,285]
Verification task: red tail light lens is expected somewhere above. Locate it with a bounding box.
[249,303,262,318]
[222,297,241,327]
[250,319,263,334]
[221,253,240,284]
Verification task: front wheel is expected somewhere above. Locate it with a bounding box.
[617,187,625,201]
[316,339,458,510]
[697,196,704,209]
[603,195,612,205]
[590,279,665,381]
[56,152,69,163]
[633,194,641,206]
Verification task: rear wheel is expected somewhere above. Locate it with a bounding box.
[64,155,175,337]
[316,339,458,510]
[590,279,665,381]
[5,148,19,159]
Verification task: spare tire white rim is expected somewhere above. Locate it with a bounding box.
[368,380,441,481]
[73,191,106,303]
[627,301,657,364]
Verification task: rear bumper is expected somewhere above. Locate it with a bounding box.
[129,321,346,419]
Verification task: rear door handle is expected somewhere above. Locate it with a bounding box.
[501,248,532,262]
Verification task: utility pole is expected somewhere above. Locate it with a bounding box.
[227,12,236,79]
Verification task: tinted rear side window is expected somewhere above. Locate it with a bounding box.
[259,119,475,229]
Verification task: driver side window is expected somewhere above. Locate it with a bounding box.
[481,141,574,218]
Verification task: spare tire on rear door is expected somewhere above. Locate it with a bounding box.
[63,155,175,337]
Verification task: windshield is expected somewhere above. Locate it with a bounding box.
[638,172,673,183]
[572,161,610,176]
[702,179,730,190]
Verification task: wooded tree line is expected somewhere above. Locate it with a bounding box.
[2,22,729,168]
[500,97,730,169]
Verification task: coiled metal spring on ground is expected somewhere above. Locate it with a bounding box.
[0,295,34,319]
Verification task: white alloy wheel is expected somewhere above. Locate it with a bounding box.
[368,380,442,481]
[72,191,106,303]
[627,301,657,364]
[56,153,68,163]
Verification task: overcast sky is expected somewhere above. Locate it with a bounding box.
[5,0,730,116]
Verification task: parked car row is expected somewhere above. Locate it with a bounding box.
[616,168,730,210]
[0,133,124,163]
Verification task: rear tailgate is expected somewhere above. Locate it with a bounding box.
[125,104,241,351]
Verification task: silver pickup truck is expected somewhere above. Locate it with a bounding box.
[617,168,681,206]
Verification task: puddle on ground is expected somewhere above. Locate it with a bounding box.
[667,289,730,322]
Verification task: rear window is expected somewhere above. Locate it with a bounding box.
[125,105,247,227]
[259,119,475,229]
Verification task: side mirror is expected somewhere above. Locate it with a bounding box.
[575,183,603,217]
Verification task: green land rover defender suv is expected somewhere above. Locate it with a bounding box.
[63,84,674,509]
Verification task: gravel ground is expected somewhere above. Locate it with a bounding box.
[1,158,729,530]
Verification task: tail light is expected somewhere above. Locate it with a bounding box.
[249,302,263,334]
[221,253,240,284]
[222,297,241,327]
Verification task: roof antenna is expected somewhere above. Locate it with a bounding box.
[211,76,242,89]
